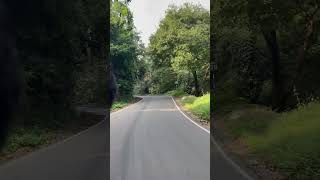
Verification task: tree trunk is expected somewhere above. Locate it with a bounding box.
[192,70,200,97]
[262,30,284,111]
[279,15,316,110]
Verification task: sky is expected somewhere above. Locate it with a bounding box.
[128,0,210,47]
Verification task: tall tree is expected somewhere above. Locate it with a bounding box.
[213,0,320,111]
[148,3,210,96]
[111,0,142,98]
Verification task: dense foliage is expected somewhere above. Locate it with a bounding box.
[180,94,210,120]
[212,1,320,179]
[142,3,210,96]
[110,0,144,99]
[6,0,108,127]
[212,0,320,111]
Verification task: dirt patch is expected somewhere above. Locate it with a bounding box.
[226,138,251,156]
[0,147,33,164]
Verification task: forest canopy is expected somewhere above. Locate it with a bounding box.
[135,3,210,96]
[212,0,320,111]
[110,0,145,99]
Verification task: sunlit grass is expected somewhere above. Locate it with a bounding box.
[180,94,210,121]
[111,101,128,110]
[166,89,188,97]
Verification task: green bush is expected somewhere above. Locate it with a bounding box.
[112,101,128,110]
[111,97,136,110]
[3,127,48,153]
[180,94,210,121]
[166,89,187,97]
[133,81,147,95]
[180,95,197,105]
[149,67,177,94]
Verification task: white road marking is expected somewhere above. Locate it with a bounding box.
[2,96,253,180]
[171,96,210,134]
[211,136,255,180]
[171,96,254,180]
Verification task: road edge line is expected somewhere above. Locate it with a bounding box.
[171,96,254,180]
[211,136,255,180]
[171,96,210,134]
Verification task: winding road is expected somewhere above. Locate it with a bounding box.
[0,95,254,180]
[111,96,210,180]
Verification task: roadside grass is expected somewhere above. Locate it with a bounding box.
[223,106,278,139]
[0,108,103,162]
[180,94,210,121]
[111,96,140,111]
[112,101,128,111]
[246,102,320,179]
[166,89,187,97]
[221,101,320,179]
[1,127,50,154]
[0,110,73,155]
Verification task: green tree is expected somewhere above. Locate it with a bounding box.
[148,3,210,96]
[213,0,320,110]
[111,0,143,98]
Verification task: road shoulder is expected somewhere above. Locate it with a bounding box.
[111,97,142,113]
[173,96,210,131]
[174,96,260,180]
[214,106,284,180]
[0,108,106,165]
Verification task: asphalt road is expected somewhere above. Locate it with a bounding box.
[0,95,254,180]
[211,136,255,180]
[111,96,210,180]
[111,95,255,180]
